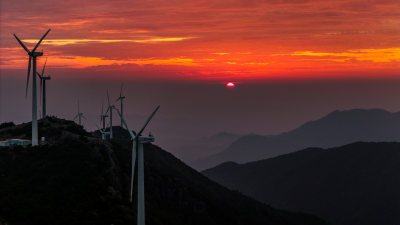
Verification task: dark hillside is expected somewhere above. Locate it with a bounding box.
[204,142,400,225]
[0,118,329,225]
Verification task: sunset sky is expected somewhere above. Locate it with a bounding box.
[1,0,399,81]
[1,0,400,161]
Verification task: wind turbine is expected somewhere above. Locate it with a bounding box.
[96,125,108,141]
[99,100,109,140]
[14,29,51,146]
[106,90,114,139]
[101,100,109,130]
[114,105,160,225]
[37,58,51,119]
[116,83,126,127]
[74,100,86,125]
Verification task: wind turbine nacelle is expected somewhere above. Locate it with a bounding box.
[44,76,51,80]
[138,136,155,143]
[32,52,43,57]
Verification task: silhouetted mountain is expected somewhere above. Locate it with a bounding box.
[0,117,328,225]
[204,142,400,225]
[194,108,400,170]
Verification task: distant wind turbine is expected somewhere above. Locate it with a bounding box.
[96,125,108,141]
[99,100,109,140]
[14,29,51,146]
[74,100,86,125]
[114,105,160,225]
[37,58,51,119]
[106,90,114,139]
[116,83,126,127]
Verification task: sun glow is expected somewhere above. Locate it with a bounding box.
[226,82,235,88]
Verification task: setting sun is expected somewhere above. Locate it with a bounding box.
[226,82,235,88]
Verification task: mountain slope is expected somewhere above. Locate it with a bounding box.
[0,117,329,225]
[194,108,400,169]
[203,142,400,225]
[174,132,242,163]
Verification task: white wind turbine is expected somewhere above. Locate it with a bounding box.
[37,58,51,119]
[116,83,126,127]
[113,105,160,225]
[14,29,51,146]
[74,100,86,125]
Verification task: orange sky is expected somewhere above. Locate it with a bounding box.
[1,0,399,81]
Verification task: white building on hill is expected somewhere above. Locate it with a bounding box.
[0,139,32,147]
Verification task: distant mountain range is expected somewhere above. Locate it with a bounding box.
[193,109,400,170]
[203,142,400,225]
[0,117,328,225]
[173,132,242,163]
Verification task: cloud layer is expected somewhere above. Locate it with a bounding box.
[1,0,399,80]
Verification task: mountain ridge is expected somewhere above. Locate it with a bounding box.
[203,141,400,225]
[193,108,400,170]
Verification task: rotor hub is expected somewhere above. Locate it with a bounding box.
[138,136,155,143]
[33,52,43,57]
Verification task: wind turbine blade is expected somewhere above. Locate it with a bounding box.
[41,58,47,76]
[25,56,32,97]
[137,105,160,137]
[116,83,123,102]
[114,107,135,139]
[101,100,104,122]
[40,78,43,105]
[74,114,79,120]
[13,34,30,53]
[107,90,110,107]
[78,100,80,114]
[32,29,51,52]
[36,72,43,79]
[82,115,87,120]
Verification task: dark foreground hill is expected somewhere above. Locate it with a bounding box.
[194,109,400,170]
[203,142,400,225]
[0,117,328,225]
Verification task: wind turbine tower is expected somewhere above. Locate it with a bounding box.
[14,29,51,146]
[116,83,126,127]
[37,58,51,118]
